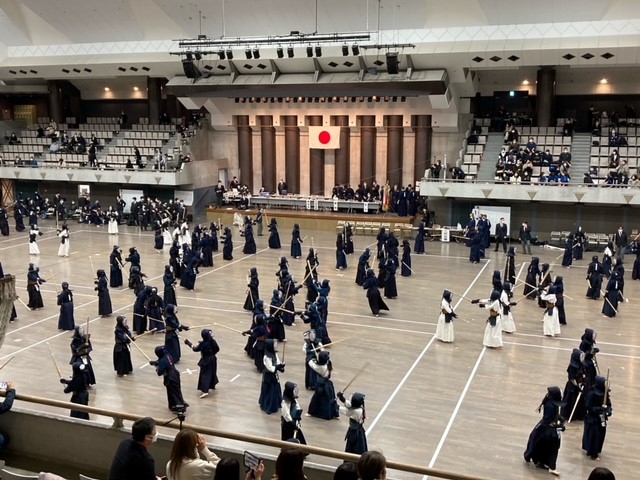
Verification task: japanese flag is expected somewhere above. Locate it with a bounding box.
[309,126,340,149]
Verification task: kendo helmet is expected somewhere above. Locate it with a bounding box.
[201,329,213,340]
[317,351,330,365]
[265,339,278,353]
[594,376,607,395]
[283,381,299,400]
[350,392,365,409]
[255,299,265,311]
[570,348,582,368]
[165,304,176,315]
[72,361,86,375]
[442,290,452,302]
[131,266,140,274]
[547,386,563,406]
[304,329,317,342]
[154,346,167,358]
[61,282,69,290]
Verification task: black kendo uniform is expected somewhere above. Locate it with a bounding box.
[150,346,187,412]
[109,246,124,288]
[281,274,302,327]
[586,256,604,299]
[602,272,620,317]
[524,386,565,474]
[133,286,151,335]
[113,316,134,376]
[244,312,268,372]
[209,222,219,251]
[222,227,233,260]
[0,208,9,236]
[344,224,354,255]
[125,248,141,286]
[401,241,411,277]
[582,376,612,460]
[268,219,281,249]
[337,392,368,454]
[163,266,177,306]
[180,252,201,290]
[307,351,339,420]
[57,283,75,331]
[244,268,260,311]
[146,288,164,331]
[164,304,189,363]
[281,381,306,444]
[561,349,585,422]
[355,249,371,286]
[200,232,214,267]
[26,265,45,309]
[95,270,112,317]
[259,339,284,415]
[70,326,96,386]
[376,228,388,260]
[383,259,397,299]
[291,224,303,259]
[538,264,552,308]
[385,233,400,266]
[242,222,257,254]
[304,249,319,305]
[362,269,389,316]
[185,329,219,397]
[303,329,322,390]
[170,241,182,279]
[523,257,541,299]
[414,223,426,255]
[60,362,90,420]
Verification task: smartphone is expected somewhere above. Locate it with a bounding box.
[243,450,261,471]
[0,383,7,391]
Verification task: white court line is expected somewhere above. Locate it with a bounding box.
[174,296,244,306]
[512,332,640,350]
[230,374,241,382]
[332,320,431,336]
[366,260,492,436]
[424,346,487,478]
[7,298,98,335]
[0,234,60,251]
[502,340,640,361]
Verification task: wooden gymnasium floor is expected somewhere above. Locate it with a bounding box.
[1,219,639,480]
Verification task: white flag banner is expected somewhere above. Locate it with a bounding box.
[309,126,340,149]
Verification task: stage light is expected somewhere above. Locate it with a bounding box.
[315,45,322,57]
[226,48,233,60]
[306,45,313,57]
[245,47,252,59]
[218,48,225,60]
[186,52,193,61]
[252,47,260,59]
[195,52,202,61]
[386,52,399,74]
[352,44,360,55]
[342,44,349,56]
[287,46,294,58]
[277,46,284,58]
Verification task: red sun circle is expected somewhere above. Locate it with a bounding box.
[318,131,331,144]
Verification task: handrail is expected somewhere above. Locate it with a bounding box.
[420,176,640,189]
[5,392,492,480]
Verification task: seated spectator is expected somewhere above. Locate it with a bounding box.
[505,124,519,143]
[498,147,507,162]
[166,429,219,480]
[630,174,639,188]
[609,149,620,168]
[334,462,358,480]
[429,160,442,179]
[214,457,264,480]
[587,467,616,480]
[275,447,306,480]
[609,127,627,147]
[49,141,61,154]
[449,166,466,180]
[0,382,16,453]
[36,127,45,138]
[562,118,574,137]
[125,158,134,170]
[90,134,100,147]
[617,159,630,180]
[8,133,20,145]
[558,147,571,166]
[58,157,65,167]
[541,149,553,166]
[357,451,386,480]
[525,137,537,151]
[583,171,596,186]
[107,416,160,480]
[559,173,570,185]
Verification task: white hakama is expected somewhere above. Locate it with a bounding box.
[163,229,173,245]
[501,311,517,333]
[108,218,119,235]
[483,317,503,348]
[29,242,40,255]
[435,298,455,343]
[541,293,561,337]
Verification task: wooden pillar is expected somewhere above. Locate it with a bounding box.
[333,115,350,186]
[259,116,276,192]
[360,116,376,184]
[386,115,403,187]
[308,115,324,195]
[284,116,300,194]
[413,115,432,181]
[236,115,253,192]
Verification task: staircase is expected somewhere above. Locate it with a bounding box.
[476,132,504,181]
[570,133,592,182]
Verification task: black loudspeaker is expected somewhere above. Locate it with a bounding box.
[386,52,399,74]
[182,59,201,80]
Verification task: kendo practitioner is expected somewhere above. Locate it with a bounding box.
[95,269,112,317]
[538,264,552,308]
[222,226,233,260]
[574,226,586,260]
[268,218,281,249]
[304,249,319,305]
[133,286,151,335]
[524,257,541,299]
[632,240,640,280]
[385,232,400,266]
[435,290,456,343]
[400,240,412,277]
[602,241,614,278]
[355,248,371,286]
[523,386,565,476]
[150,346,188,412]
[473,290,502,348]
[243,268,259,311]
[602,271,620,318]
[307,351,339,420]
[57,224,70,257]
[553,276,567,325]
[301,302,328,346]
[259,339,285,415]
[185,329,219,398]
[26,263,45,310]
[561,233,574,267]
[125,247,142,279]
[614,258,625,302]
[242,220,257,255]
[14,201,26,232]
[383,258,397,299]
[344,223,354,255]
[200,230,214,267]
[492,270,503,291]
[70,325,95,387]
[504,247,516,284]
[164,304,189,363]
[169,241,182,279]
[60,362,90,420]
[561,349,586,422]
[376,227,388,260]
[468,229,481,264]
[281,381,306,443]
[163,265,177,306]
[337,391,367,454]
[244,312,268,372]
[209,222,219,251]
[180,251,201,291]
[541,285,561,337]
[109,246,124,288]
[582,376,612,460]
[268,298,286,343]
[335,233,347,270]
[57,282,75,331]
[362,268,389,317]
[291,224,303,259]
[0,208,9,236]
[129,266,146,295]
[153,227,163,253]
[303,329,323,390]
[281,273,303,327]
[28,225,42,255]
[500,282,517,333]
[113,315,134,377]
[146,287,165,331]
[414,222,426,255]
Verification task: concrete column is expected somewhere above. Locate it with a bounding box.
[386,115,403,187]
[284,116,300,194]
[413,115,432,181]
[333,115,350,186]
[259,116,276,192]
[308,115,324,195]
[360,116,376,185]
[236,116,253,192]
[536,67,556,128]
[47,80,63,124]
[147,77,162,124]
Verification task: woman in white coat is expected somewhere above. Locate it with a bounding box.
[435,290,456,342]
[500,282,517,333]
[540,285,561,337]
[473,290,503,348]
[166,429,219,480]
[57,224,70,257]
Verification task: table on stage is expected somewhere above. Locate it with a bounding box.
[248,195,381,213]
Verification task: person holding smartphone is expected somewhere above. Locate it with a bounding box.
[0,381,16,452]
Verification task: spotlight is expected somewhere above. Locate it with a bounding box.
[218,48,225,60]
[226,48,233,60]
[277,46,284,58]
[342,44,349,56]
[352,44,360,55]
[245,47,252,59]
[287,46,294,58]
[182,58,201,79]
[386,52,399,74]
[306,45,313,57]
[195,52,202,61]
[186,52,194,61]
[315,45,322,57]
[252,47,260,59]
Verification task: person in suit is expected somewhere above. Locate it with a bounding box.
[519,221,532,255]
[614,226,628,261]
[494,217,508,252]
